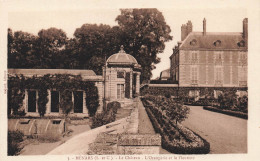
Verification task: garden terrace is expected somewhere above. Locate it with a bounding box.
[141,96,210,154]
[141,86,248,114]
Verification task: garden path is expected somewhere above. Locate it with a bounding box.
[20,124,91,155]
[182,106,247,154]
[138,98,171,154]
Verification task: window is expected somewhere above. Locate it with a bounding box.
[51,91,60,112]
[28,90,37,112]
[190,39,197,46]
[237,40,245,47]
[74,91,83,113]
[117,84,125,99]
[239,66,247,87]
[214,40,221,47]
[239,52,247,66]
[215,52,223,65]
[215,67,223,85]
[117,71,125,78]
[191,52,198,63]
[191,66,198,84]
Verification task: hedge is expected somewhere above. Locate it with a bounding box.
[143,99,210,154]
[203,106,248,119]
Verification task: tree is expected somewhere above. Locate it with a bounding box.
[73,24,120,74]
[37,28,68,68]
[8,29,38,68]
[164,98,190,125]
[116,9,172,82]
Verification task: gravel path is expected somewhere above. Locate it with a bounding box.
[182,106,247,154]
[138,100,156,134]
[138,99,172,154]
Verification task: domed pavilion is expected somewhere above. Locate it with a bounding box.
[104,46,141,105]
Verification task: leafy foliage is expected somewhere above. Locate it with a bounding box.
[60,90,73,116]
[144,95,190,124]
[8,74,99,117]
[91,101,121,129]
[8,76,26,116]
[8,9,172,81]
[116,9,172,81]
[38,89,48,117]
[142,97,210,154]
[8,130,24,156]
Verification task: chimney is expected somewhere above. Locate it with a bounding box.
[187,21,193,35]
[181,21,193,41]
[203,18,206,36]
[181,24,187,41]
[243,18,248,46]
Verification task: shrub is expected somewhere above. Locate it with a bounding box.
[106,101,121,113]
[85,84,99,117]
[237,95,248,113]
[38,89,48,117]
[60,90,73,116]
[91,101,121,129]
[8,130,24,156]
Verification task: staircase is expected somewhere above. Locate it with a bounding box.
[115,98,135,120]
[120,98,134,108]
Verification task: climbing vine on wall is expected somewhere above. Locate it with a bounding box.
[8,74,99,117]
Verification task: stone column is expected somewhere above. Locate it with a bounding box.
[136,73,140,94]
[96,82,104,113]
[71,91,74,114]
[23,90,28,113]
[36,90,39,113]
[83,91,88,115]
[130,70,133,98]
[46,90,51,114]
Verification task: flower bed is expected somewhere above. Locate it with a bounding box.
[142,97,210,154]
[203,106,248,119]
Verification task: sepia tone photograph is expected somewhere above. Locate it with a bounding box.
[1,0,260,161]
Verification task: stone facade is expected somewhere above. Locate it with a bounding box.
[104,46,142,106]
[170,18,248,88]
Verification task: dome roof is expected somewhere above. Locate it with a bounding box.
[107,46,138,65]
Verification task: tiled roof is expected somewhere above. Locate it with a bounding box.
[180,32,247,50]
[8,69,97,76]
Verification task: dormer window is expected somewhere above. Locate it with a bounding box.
[237,40,245,47]
[190,39,197,46]
[214,40,221,47]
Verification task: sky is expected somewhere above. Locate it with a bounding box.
[7,1,248,79]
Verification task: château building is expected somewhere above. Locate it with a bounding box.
[170,18,248,92]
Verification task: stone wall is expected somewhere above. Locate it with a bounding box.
[178,50,247,87]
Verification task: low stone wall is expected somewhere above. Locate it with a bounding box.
[48,98,162,155]
[117,134,161,154]
[8,118,66,136]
